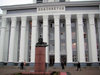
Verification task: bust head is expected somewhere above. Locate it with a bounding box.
[38,35,43,44]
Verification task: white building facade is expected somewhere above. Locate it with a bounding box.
[0,0,100,66]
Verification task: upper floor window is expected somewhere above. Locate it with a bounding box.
[60,0,65,2]
[37,0,43,3]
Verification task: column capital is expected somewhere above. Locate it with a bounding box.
[32,16,37,20]
[77,14,83,25]
[54,15,60,19]
[77,14,83,18]
[21,16,27,26]
[88,14,95,18]
[1,16,6,19]
[65,14,71,25]
[54,15,60,26]
[1,17,7,27]
[32,16,37,27]
[11,17,17,20]
[43,15,48,19]
[21,16,27,20]
[1,17,6,21]
[11,17,17,22]
[43,15,48,27]
[11,17,17,27]
[65,14,71,19]
[88,14,95,25]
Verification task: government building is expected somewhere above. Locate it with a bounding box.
[0,0,100,66]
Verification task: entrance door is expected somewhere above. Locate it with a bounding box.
[60,55,66,65]
[49,55,54,66]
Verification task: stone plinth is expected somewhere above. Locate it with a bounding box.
[35,47,45,72]
[21,39,50,75]
[22,72,51,75]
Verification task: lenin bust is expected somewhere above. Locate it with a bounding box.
[36,35,48,47]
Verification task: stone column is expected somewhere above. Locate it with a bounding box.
[66,0,70,2]
[88,14,98,62]
[43,0,48,3]
[55,0,59,2]
[8,17,17,62]
[14,22,19,62]
[54,15,60,65]
[97,16,100,54]
[0,17,7,62]
[31,16,38,63]
[43,15,49,64]
[65,14,73,64]
[19,16,27,62]
[76,14,85,62]
[24,20,29,62]
[0,19,1,36]
[48,0,54,2]
[4,20,10,62]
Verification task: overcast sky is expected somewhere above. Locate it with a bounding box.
[0,0,99,6]
[0,0,100,14]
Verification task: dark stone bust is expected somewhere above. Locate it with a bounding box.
[38,36,43,44]
[36,35,48,47]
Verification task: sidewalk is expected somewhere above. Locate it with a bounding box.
[0,66,100,75]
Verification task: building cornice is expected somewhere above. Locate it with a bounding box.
[0,1,100,10]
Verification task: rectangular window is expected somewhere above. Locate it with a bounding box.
[37,0,43,3]
[7,8,36,14]
[66,6,99,11]
[60,0,65,2]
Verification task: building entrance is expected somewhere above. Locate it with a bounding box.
[60,55,66,65]
[49,55,54,66]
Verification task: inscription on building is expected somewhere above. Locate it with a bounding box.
[37,6,65,12]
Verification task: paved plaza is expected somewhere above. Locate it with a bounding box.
[0,66,100,75]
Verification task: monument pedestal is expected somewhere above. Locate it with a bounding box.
[22,72,50,75]
[22,46,50,75]
[35,47,45,72]
[22,36,50,75]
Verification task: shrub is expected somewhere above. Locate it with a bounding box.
[14,73,22,75]
[51,71,59,75]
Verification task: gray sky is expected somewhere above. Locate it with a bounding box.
[0,0,33,6]
[0,0,99,6]
[0,0,100,14]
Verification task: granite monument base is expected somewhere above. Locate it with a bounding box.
[22,72,51,75]
[21,46,51,75]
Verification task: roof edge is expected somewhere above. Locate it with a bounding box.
[0,1,100,10]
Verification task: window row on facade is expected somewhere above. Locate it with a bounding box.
[37,0,68,3]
